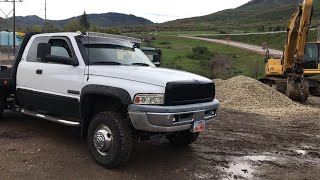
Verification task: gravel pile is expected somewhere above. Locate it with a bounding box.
[214,76,320,117]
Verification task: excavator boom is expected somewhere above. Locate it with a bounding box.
[261,0,314,102]
[283,0,313,72]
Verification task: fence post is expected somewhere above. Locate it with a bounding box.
[255,60,259,80]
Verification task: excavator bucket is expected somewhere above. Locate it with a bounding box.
[286,77,309,102]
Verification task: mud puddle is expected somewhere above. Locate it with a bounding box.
[219,155,276,180]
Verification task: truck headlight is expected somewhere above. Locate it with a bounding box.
[134,94,164,105]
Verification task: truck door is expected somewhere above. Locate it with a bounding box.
[19,36,85,118]
[17,37,49,93]
[16,36,49,108]
[36,36,85,117]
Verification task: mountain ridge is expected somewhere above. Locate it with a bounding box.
[156,0,319,32]
[0,12,153,30]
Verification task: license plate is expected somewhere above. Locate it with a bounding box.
[192,120,205,132]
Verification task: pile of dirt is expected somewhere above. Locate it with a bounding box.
[214,76,320,117]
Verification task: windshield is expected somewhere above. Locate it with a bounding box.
[304,44,319,63]
[84,44,155,67]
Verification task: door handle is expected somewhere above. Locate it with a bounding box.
[36,69,43,75]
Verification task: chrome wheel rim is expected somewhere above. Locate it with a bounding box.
[93,125,113,156]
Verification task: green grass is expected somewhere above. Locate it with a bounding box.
[128,34,265,79]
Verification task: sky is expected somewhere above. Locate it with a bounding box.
[0,0,251,23]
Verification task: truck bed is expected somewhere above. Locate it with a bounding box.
[0,66,14,93]
[0,33,37,93]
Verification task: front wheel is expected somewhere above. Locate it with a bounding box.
[87,112,132,168]
[166,131,199,146]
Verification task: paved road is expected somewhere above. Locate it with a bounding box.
[179,36,283,56]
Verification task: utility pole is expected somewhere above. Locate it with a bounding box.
[13,0,15,54]
[318,26,320,43]
[44,0,47,32]
[0,0,23,55]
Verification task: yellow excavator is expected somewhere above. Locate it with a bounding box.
[259,0,319,102]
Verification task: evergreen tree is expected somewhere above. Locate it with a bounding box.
[80,11,90,31]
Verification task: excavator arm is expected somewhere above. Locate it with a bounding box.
[282,0,313,101]
[261,0,314,101]
[283,0,313,73]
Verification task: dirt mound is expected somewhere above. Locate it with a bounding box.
[214,76,319,117]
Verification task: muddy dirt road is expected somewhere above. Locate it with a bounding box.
[0,107,319,180]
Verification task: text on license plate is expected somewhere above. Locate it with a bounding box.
[193,120,205,132]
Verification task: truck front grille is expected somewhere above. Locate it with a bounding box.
[165,81,215,105]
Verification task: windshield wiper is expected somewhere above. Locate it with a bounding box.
[131,63,150,67]
[91,61,124,66]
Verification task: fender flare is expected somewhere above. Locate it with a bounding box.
[80,84,132,106]
[80,84,132,137]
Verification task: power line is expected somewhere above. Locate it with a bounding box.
[44,0,47,32]
[0,0,23,55]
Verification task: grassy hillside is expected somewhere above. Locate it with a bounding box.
[128,34,265,79]
[151,0,319,32]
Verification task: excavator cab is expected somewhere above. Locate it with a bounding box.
[303,42,320,71]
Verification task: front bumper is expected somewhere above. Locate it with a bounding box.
[128,99,219,133]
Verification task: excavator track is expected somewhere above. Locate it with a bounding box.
[259,76,310,102]
[259,76,287,94]
[308,78,320,96]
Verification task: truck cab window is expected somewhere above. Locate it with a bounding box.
[49,39,72,58]
[26,36,50,62]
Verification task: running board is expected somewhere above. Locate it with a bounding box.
[20,109,80,127]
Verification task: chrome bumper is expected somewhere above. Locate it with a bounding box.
[128,99,219,133]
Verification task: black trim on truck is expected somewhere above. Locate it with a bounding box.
[165,81,215,105]
[16,88,80,118]
[79,85,132,138]
[80,85,132,106]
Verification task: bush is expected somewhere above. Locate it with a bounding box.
[159,41,171,45]
[164,60,183,70]
[208,54,232,78]
[187,46,214,60]
[174,55,182,60]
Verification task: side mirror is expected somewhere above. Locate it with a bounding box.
[153,55,160,62]
[37,43,79,66]
[153,62,161,67]
[37,43,51,62]
[46,55,79,66]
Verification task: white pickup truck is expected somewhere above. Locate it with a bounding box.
[0,32,219,168]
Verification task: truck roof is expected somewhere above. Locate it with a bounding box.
[33,32,81,38]
[33,32,141,47]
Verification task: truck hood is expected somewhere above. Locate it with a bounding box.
[88,66,211,87]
